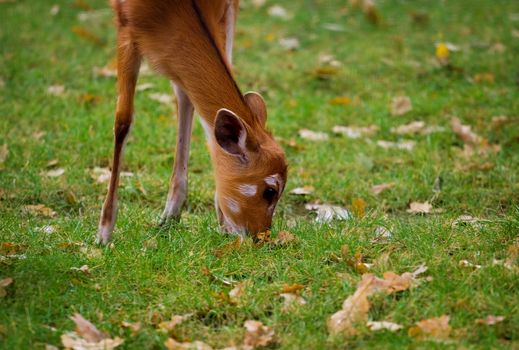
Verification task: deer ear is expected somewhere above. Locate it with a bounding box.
[214,108,248,162]
[244,91,267,126]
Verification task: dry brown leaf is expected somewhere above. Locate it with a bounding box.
[391,96,412,116]
[24,204,57,217]
[458,260,482,269]
[376,140,416,151]
[90,167,133,184]
[243,320,275,348]
[328,266,427,335]
[451,117,482,146]
[158,314,192,333]
[149,93,173,105]
[333,125,379,139]
[1,242,28,255]
[0,144,8,164]
[93,66,117,78]
[47,85,65,96]
[313,66,340,80]
[371,183,394,195]
[61,333,124,350]
[372,226,392,242]
[45,345,59,350]
[279,37,299,50]
[408,315,451,341]
[474,73,495,84]
[282,284,305,293]
[70,265,90,274]
[475,315,505,325]
[0,277,13,298]
[289,186,314,195]
[268,5,289,19]
[164,338,213,350]
[46,168,65,177]
[406,201,432,214]
[329,96,352,106]
[121,321,141,336]
[298,129,329,141]
[490,115,511,129]
[367,321,403,332]
[280,293,306,312]
[229,282,247,304]
[390,121,425,135]
[49,4,60,16]
[272,231,296,246]
[351,198,367,218]
[70,313,106,342]
[214,237,242,257]
[305,203,351,223]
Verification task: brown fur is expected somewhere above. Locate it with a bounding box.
[99,0,287,242]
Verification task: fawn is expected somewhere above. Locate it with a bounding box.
[97,0,288,244]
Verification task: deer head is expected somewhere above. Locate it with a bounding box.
[210,92,287,236]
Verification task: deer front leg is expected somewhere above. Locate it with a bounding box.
[160,84,194,225]
[97,33,141,244]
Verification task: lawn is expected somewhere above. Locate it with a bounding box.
[1,0,518,349]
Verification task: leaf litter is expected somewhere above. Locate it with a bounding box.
[305,203,351,223]
[61,313,123,350]
[328,265,428,336]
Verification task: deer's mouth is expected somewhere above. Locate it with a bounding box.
[215,193,246,236]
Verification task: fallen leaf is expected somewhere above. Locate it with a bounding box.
[282,284,305,293]
[367,321,403,332]
[371,183,394,195]
[252,0,266,8]
[318,53,342,67]
[69,313,107,343]
[490,115,511,129]
[47,85,65,96]
[1,242,28,255]
[46,168,65,177]
[474,73,495,84]
[158,314,192,333]
[452,215,488,228]
[24,204,57,217]
[298,129,329,141]
[512,29,519,39]
[37,225,57,234]
[91,167,133,183]
[272,230,296,246]
[121,321,141,336]
[435,42,450,65]
[0,277,13,298]
[229,281,247,304]
[489,42,506,53]
[351,198,367,218]
[136,83,154,91]
[328,266,428,335]
[143,237,158,251]
[450,117,500,156]
[305,203,351,223]
[391,96,412,116]
[279,37,299,50]
[79,94,102,104]
[243,320,275,348]
[376,140,416,151]
[149,93,173,105]
[280,293,306,312]
[268,5,288,19]
[214,236,242,257]
[458,260,482,269]
[475,315,505,325]
[329,96,352,106]
[50,4,60,16]
[0,144,8,164]
[45,345,59,350]
[373,226,392,242]
[93,66,117,78]
[408,315,451,341]
[70,265,90,274]
[406,201,432,214]
[390,121,425,135]
[289,186,314,195]
[313,66,339,80]
[164,338,212,350]
[333,125,379,139]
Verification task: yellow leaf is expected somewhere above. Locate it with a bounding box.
[329,96,352,106]
[351,198,366,218]
[435,42,449,64]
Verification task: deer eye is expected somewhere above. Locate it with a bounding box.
[263,187,277,203]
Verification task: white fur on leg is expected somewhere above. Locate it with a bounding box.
[97,200,117,244]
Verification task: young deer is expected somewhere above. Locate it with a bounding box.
[97,0,288,244]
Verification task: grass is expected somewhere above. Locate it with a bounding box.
[1,0,519,348]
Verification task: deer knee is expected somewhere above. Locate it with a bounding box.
[114,115,132,142]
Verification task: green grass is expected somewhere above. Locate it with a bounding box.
[1,0,519,349]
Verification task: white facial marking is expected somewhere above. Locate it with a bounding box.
[238,184,257,197]
[265,175,278,187]
[226,197,241,214]
[199,119,213,141]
